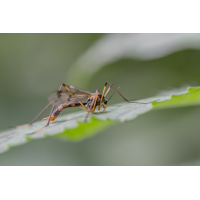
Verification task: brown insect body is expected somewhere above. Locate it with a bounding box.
[22,81,156,134]
[43,97,104,121]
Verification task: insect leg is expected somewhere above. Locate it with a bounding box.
[30,84,68,133]
[84,90,99,122]
[19,84,77,132]
[29,102,52,125]
[59,83,74,94]
[104,84,113,97]
[84,101,93,122]
[79,101,89,112]
[79,107,87,111]
[98,82,108,110]
[107,86,120,102]
[105,81,157,104]
[83,110,90,122]
[32,100,57,134]
[16,102,53,128]
[91,90,99,113]
[97,82,115,111]
[84,112,91,122]
[101,87,120,112]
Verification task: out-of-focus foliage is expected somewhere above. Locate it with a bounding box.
[67,34,200,87]
[1,34,200,165]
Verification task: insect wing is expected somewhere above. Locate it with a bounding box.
[66,85,92,95]
[48,85,93,106]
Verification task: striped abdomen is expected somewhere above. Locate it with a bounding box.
[42,101,88,121]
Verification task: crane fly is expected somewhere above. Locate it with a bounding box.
[19,81,157,134]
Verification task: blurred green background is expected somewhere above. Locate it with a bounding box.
[1,33,200,165]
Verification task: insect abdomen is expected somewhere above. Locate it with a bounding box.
[42,104,68,121]
[42,102,87,121]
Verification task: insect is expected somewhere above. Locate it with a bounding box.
[20,81,156,134]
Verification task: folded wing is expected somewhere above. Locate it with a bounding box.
[48,85,93,106]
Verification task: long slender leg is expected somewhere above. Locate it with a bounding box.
[84,102,93,122]
[79,101,89,112]
[18,84,72,129]
[16,102,53,128]
[104,81,157,104]
[29,102,52,125]
[104,84,112,98]
[91,90,99,113]
[59,83,73,94]
[33,102,57,133]
[84,103,92,122]
[84,90,99,122]
[97,83,114,111]
[84,112,91,123]
[107,86,120,102]
[98,82,108,110]
[96,84,113,112]
[78,101,89,112]
[79,107,87,111]
[30,84,71,133]
[101,87,120,112]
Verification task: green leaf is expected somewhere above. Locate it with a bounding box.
[0,86,200,154]
[56,117,115,141]
[153,87,200,109]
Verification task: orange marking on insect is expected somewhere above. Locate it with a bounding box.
[58,105,65,111]
[42,115,57,121]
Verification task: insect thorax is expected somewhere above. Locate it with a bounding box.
[87,93,104,108]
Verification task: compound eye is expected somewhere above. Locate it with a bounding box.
[104,99,108,104]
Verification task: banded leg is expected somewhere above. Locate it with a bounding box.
[104,84,112,98]
[91,89,99,113]
[96,83,113,111]
[84,90,99,122]
[98,82,108,110]
[59,83,73,94]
